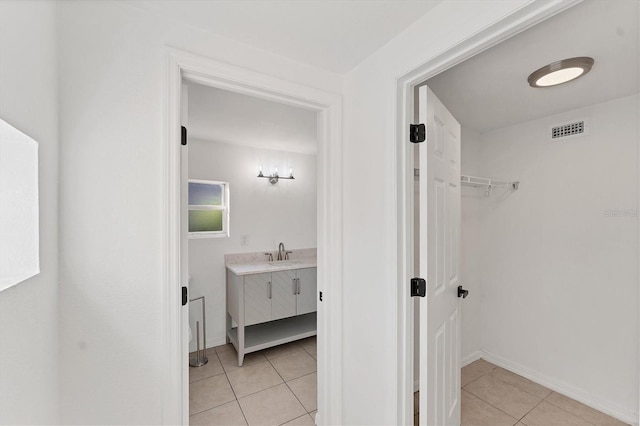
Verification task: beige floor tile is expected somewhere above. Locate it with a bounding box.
[227,361,284,398]
[521,401,593,426]
[189,353,225,383]
[238,383,306,426]
[281,413,315,425]
[189,374,236,415]
[462,359,497,386]
[414,391,419,414]
[189,400,248,426]
[299,337,317,358]
[218,347,268,373]
[461,390,518,426]
[545,392,628,426]
[214,343,235,353]
[464,374,542,419]
[489,367,551,399]
[287,372,317,412]
[270,350,317,381]
[264,342,305,360]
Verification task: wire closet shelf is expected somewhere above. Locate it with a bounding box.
[460,174,519,196]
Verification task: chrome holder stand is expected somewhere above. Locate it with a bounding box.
[189,296,208,367]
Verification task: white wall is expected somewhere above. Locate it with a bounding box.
[472,95,639,421]
[460,127,485,363]
[342,1,531,423]
[0,1,59,424]
[188,139,317,351]
[56,1,340,423]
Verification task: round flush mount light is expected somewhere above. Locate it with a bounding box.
[528,57,594,88]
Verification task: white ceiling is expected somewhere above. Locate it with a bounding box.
[427,0,639,133]
[187,82,318,155]
[126,0,441,73]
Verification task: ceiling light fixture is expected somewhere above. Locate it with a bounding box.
[528,57,594,88]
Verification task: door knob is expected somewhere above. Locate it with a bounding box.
[458,285,469,299]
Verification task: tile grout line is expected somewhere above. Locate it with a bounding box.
[223,368,250,426]
[463,368,533,423]
[538,393,598,426]
[266,354,315,417]
[190,341,317,424]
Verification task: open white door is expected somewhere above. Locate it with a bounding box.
[180,82,190,424]
[418,85,462,426]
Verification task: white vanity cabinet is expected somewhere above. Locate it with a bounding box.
[226,266,317,366]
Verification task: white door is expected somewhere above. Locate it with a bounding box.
[418,85,462,426]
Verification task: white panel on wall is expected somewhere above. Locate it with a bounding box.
[0,119,39,291]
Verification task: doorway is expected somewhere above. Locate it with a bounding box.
[401,0,639,425]
[185,81,320,425]
[163,49,343,425]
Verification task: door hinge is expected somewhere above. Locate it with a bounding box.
[182,286,188,305]
[411,277,426,297]
[458,285,469,299]
[319,291,323,302]
[410,123,426,143]
[181,126,187,146]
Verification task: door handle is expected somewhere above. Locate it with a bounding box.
[458,285,469,299]
[296,278,301,294]
[292,279,297,294]
[268,282,272,299]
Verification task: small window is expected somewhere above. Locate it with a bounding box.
[188,180,229,238]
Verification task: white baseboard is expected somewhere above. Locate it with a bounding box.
[480,350,639,426]
[461,351,482,367]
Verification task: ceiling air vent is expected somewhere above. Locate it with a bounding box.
[551,120,585,140]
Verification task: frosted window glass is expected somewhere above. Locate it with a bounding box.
[189,210,223,233]
[189,182,222,205]
[0,119,39,291]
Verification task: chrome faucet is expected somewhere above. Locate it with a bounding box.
[277,242,285,261]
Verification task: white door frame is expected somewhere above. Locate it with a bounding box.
[162,48,343,425]
[393,1,582,424]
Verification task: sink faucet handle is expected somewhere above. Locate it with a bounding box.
[264,252,273,262]
[284,250,293,260]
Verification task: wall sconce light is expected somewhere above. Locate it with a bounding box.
[257,166,294,185]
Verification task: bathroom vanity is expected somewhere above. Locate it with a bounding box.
[225,254,317,366]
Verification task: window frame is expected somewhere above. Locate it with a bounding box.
[187,179,230,239]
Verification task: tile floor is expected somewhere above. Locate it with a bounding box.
[189,336,317,426]
[191,346,627,426]
[413,359,629,426]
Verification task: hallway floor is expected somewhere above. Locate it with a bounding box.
[413,359,628,426]
[189,337,317,425]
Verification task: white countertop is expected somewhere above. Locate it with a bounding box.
[226,258,317,276]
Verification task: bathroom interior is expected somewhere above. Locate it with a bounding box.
[185,82,320,425]
[182,0,638,424]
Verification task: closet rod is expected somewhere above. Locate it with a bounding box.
[461,174,519,190]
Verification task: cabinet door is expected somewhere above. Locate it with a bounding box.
[271,270,297,321]
[244,272,272,326]
[296,268,317,315]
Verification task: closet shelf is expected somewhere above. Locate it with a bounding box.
[461,174,519,195]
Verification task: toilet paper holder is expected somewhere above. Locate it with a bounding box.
[189,296,208,367]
